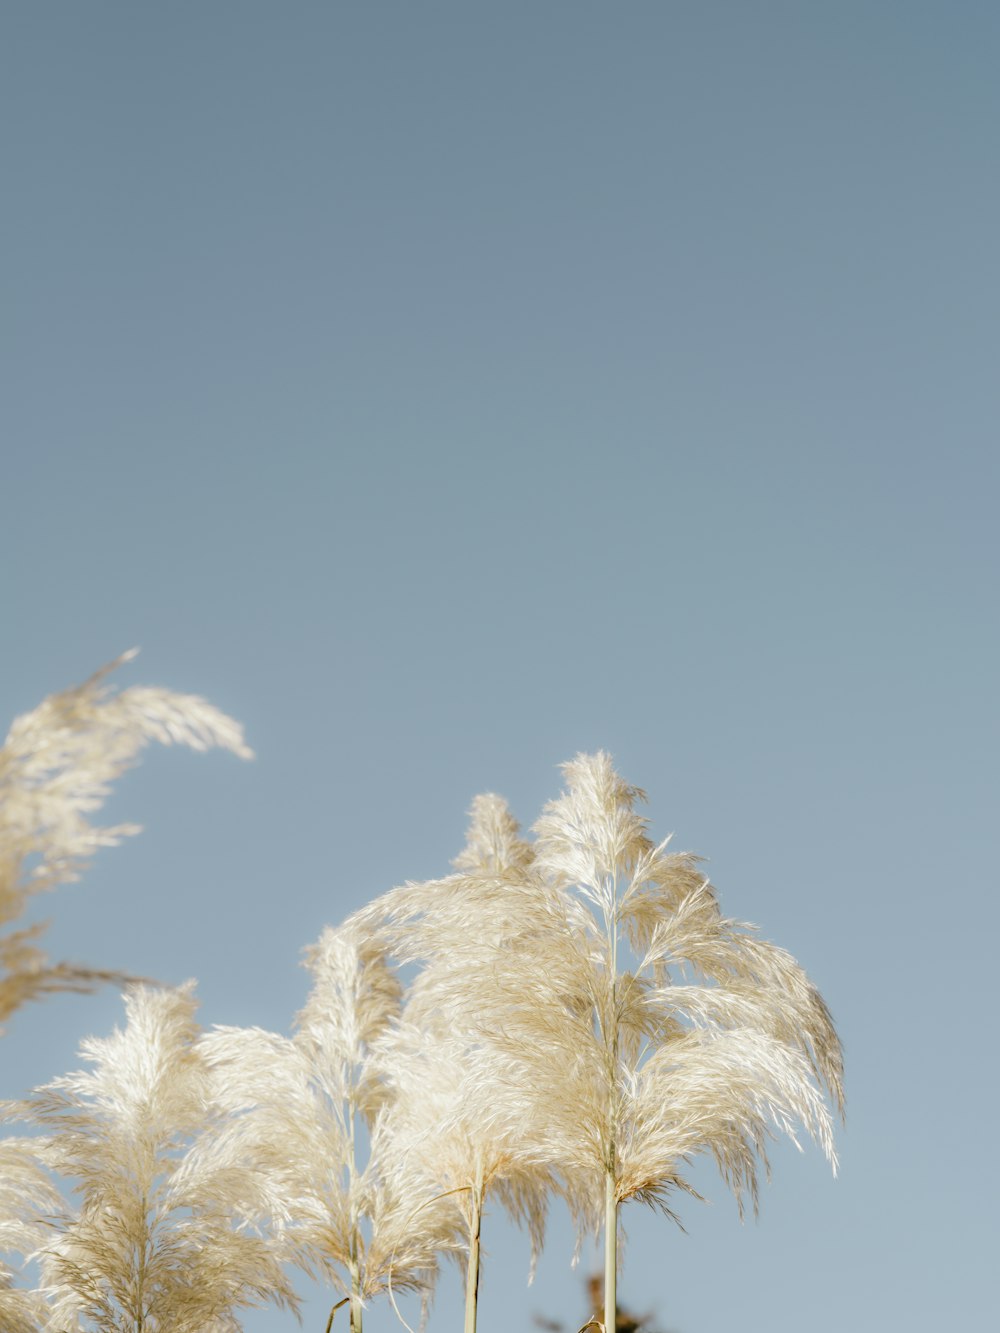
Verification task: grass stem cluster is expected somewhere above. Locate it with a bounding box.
[0,662,844,1332]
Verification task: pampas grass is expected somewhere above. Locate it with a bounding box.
[0,666,843,1333]
[519,754,843,1331]
[0,1137,62,1333]
[374,1021,554,1333]
[3,984,295,1333]
[199,924,454,1333]
[0,653,251,1031]
[353,795,566,1333]
[357,755,843,1333]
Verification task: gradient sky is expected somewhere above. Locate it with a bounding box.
[3,5,998,1331]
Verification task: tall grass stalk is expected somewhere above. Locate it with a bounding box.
[603,1171,616,1333]
[349,1282,363,1333]
[463,1167,484,1333]
[353,796,563,1325]
[468,754,844,1316]
[355,760,842,1320]
[199,924,452,1326]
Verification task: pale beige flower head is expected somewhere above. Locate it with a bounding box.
[521,752,844,1229]
[4,984,294,1333]
[0,653,251,1029]
[198,923,449,1318]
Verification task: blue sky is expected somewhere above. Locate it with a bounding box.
[3,4,998,1330]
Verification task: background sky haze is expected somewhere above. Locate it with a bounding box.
[3,5,998,1331]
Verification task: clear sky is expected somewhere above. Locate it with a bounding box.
[3,4,998,1331]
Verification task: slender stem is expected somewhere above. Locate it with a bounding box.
[348,1245,363,1333]
[345,1093,362,1333]
[604,1171,617,1333]
[605,871,619,1333]
[324,1297,349,1333]
[135,1206,150,1333]
[463,1167,485,1333]
[350,1298,362,1333]
[347,1229,363,1333]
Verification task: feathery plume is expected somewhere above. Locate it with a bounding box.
[0,1137,63,1333]
[374,1020,556,1333]
[353,797,564,1333]
[200,923,450,1333]
[518,752,844,1331]
[362,754,842,1330]
[3,984,295,1332]
[0,653,252,1029]
[451,794,535,877]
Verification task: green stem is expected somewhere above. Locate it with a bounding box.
[605,872,620,1333]
[463,1168,485,1333]
[604,1171,617,1333]
[346,1094,362,1333]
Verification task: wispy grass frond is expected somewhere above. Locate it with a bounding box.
[0,942,131,1035]
[372,1023,554,1333]
[377,1022,553,1250]
[0,653,252,1029]
[0,1138,62,1258]
[452,794,534,876]
[353,871,550,964]
[351,874,574,1069]
[0,1275,45,1333]
[351,811,576,1333]
[621,1028,836,1214]
[0,1138,63,1333]
[199,923,445,1331]
[525,755,843,1189]
[296,925,403,1121]
[636,883,844,1117]
[521,752,843,1328]
[5,984,295,1333]
[532,754,649,914]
